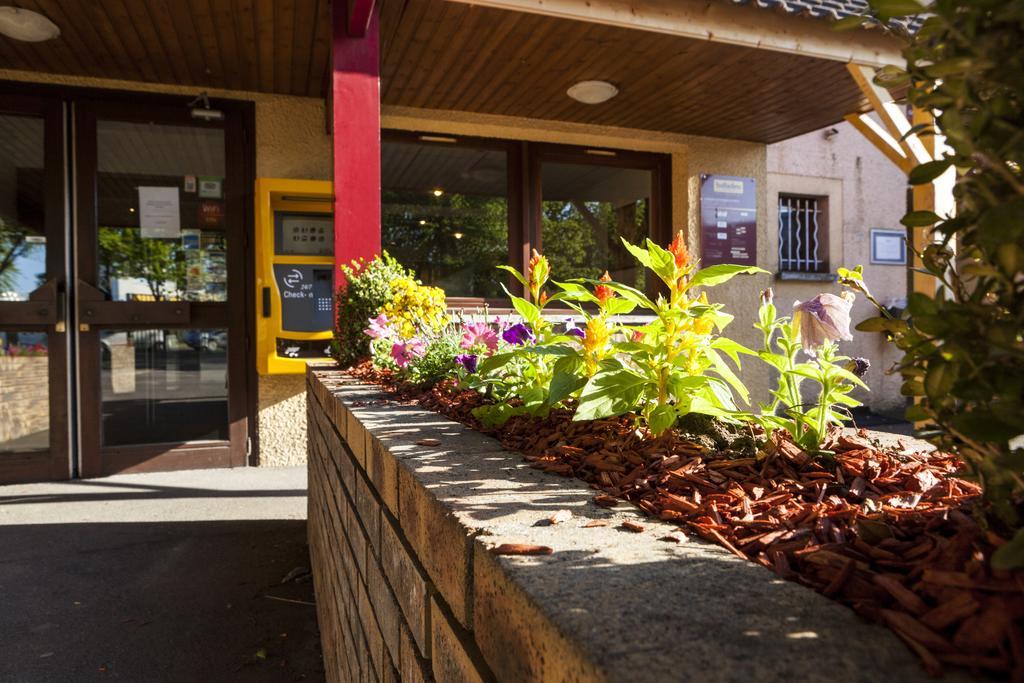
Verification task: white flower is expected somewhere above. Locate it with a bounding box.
[793,293,853,352]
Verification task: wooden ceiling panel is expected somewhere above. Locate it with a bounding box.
[380,0,870,143]
[0,0,868,141]
[0,0,332,97]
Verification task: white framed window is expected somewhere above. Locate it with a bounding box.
[778,194,829,274]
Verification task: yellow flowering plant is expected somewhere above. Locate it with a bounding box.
[567,235,766,435]
[380,276,447,340]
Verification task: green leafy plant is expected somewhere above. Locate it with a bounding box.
[467,251,588,426]
[332,252,413,368]
[566,235,764,435]
[403,328,461,388]
[838,0,1024,554]
[753,288,867,451]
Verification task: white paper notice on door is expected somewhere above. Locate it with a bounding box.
[138,186,181,238]
[109,343,136,394]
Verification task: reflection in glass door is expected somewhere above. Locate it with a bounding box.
[0,96,69,483]
[75,98,250,477]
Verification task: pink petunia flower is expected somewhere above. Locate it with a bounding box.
[460,322,499,352]
[390,338,426,368]
[364,313,392,340]
[793,293,853,352]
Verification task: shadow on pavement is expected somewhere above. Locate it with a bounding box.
[0,519,323,682]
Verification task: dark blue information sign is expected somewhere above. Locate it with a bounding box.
[699,174,757,266]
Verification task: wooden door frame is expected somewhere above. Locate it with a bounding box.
[72,93,255,477]
[0,92,71,483]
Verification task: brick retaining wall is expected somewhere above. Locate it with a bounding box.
[306,368,948,683]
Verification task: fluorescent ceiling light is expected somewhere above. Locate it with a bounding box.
[0,7,60,42]
[567,80,619,105]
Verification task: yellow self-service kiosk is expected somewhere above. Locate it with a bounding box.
[255,178,335,375]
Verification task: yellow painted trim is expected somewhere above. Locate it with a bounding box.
[255,177,336,375]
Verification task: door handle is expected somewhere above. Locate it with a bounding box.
[76,280,191,326]
[55,288,66,333]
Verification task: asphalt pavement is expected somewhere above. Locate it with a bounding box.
[0,467,323,682]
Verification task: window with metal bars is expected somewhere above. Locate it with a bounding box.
[778,194,828,274]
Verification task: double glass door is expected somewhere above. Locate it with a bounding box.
[0,89,251,483]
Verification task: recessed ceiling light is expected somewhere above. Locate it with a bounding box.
[0,7,60,42]
[567,80,619,105]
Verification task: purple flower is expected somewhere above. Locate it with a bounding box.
[391,339,426,368]
[502,322,535,346]
[564,320,585,339]
[364,313,392,340]
[455,353,478,374]
[793,293,853,352]
[848,357,871,379]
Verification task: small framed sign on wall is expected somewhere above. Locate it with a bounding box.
[870,229,907,265]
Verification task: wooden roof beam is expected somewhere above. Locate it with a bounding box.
[847,63,931,164]
[844,112,914,174]
[440,0,906,68]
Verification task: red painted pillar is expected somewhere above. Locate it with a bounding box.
[332,1,381,279]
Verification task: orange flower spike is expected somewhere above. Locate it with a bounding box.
[668,232,689,269]
[539,290,550,307]
[594,271,615,306]
[528,249,550,303]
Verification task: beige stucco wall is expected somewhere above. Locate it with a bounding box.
[0,68,328,466]
[768,120,908,415]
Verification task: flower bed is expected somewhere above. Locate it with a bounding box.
[307,369,953,682]
[331,236,1022,678]
[349,363,1019,678]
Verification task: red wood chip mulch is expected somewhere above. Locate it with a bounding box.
[346,365,1024,678]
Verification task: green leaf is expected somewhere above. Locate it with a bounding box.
[574,368,648,421]
[604,297,638,316]
[711,337,755,364]
[593,281,658,312]
[620,238,654,271]
[908,159,952,185]
[648,403,677,436]
[829,365,870,390]
[496,264,528,288]
[869,0,924,18]
[476,351,517,375]
[856,317,906,333]
[706,348,749,404]
[992,529,1024,570]
[548,370,586,407]
[924,362,956,401]
[689,264,768,288]
[901,211,940,227]
[501,284,541,326]
[831,14,872,30]
[950,412,1022,443]
[644,238,677,284]
[550,280,598,304]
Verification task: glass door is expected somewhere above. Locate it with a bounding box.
[74,98,250,476]
[0,94,70,483]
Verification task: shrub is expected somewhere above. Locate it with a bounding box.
[332,252,411,368]
[844,0,1024,550]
